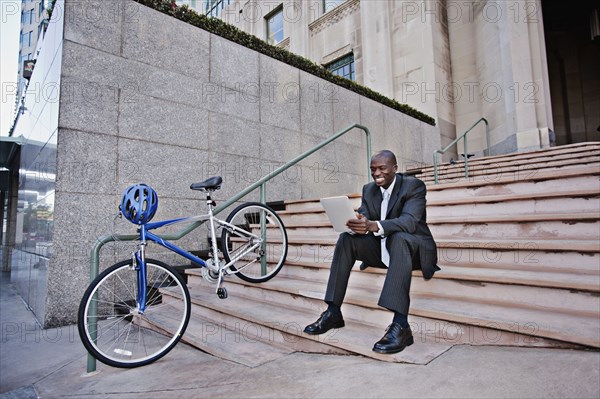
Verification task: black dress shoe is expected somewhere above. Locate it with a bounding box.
[359,263,369,271]
[372,322,414,354]
[303,309,345,335]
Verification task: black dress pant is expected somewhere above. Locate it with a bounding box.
[324,231,420,315]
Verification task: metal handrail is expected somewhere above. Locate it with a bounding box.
[86,123,371,372]
[433,117,489,184]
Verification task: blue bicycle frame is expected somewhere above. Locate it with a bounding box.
[132,201,262,313]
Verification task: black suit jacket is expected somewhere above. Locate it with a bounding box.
[358,173,439,279]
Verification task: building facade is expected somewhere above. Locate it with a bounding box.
[194,0,599,158]
[2,0,441,327]
[2,0,598,328]
[15,0,52,116]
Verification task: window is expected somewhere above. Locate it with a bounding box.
[21,32,32,47]
[323,0,346,14]
[326,54,355,81]
[205,0,232,18]
[266,5,284,45]
[22,9,34,24]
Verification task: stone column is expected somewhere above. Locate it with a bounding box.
[359,0,394,98]
[449,0,554,155]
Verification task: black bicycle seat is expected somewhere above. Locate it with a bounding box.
[190,176,222,191]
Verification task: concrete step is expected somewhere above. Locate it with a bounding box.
[432,265,600,292]
[426,188,600,207]
[429,217,600,240]
[278,213,330,227]
[414,142,600,175]
[284,241,600,275]
[276,259,600,292]
[180,310,294,367]
[284,236,600,253]
[162,287,349,358]
[281,196,361,214]
[210,280,575,352]
[425,166,599,192]
[186,272,597,348]
[279,179,600,228]
[425,174,600,203]
[434,237,600,253]
[177,280,454,364]
[419,154,600,183]
[279,199,600,225]
[220,264,599,316]
[427,196,600,217]
[281,173,600,208]
[411,296,600,347]
[413,142,599,174]
[280,214,600,240]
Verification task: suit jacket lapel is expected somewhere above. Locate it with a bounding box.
[372,185,383,219]
[385,174,403,219]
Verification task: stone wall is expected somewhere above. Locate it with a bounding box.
[44,0,440,327]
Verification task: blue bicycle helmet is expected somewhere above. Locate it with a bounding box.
[120,184,159,225]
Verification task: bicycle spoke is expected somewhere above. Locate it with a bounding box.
[79,261,190,368]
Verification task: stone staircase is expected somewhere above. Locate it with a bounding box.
[177,142,600,366]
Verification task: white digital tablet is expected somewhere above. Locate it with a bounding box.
[320,196,357,233]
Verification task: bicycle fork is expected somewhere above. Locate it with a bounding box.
[134,242,148,313]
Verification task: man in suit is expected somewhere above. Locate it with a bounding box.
[304,150,439,354]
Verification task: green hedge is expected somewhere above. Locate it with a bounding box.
[134,0,436,126]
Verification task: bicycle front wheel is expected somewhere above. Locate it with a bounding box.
[221,202,288,283]
[78,259,190,368]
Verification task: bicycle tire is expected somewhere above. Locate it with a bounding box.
[78,259,191,368]
[221,202,288,283]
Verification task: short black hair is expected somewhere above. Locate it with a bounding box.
[373,150,397,166]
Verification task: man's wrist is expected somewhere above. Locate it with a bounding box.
[373,221,384,236]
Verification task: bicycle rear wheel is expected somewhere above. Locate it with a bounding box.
[221,202,288,283]
[78,259,190,368]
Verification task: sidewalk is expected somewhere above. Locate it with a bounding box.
[1,271,599,399]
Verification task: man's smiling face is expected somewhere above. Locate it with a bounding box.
[370,154,398,189]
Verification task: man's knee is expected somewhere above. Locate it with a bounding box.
[336,232,353,245]
[387,232,419,264]
[386,232,416,248]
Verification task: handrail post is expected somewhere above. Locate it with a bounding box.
[485,121,491,156]
[432,117,489,184]
[463,137,469,179]
[259,183,267,274]
[86,240,103,373]
[259,183,266,204]
[433,151,439,185]
[366,134,372,182]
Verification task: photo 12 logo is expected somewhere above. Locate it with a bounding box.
[399,81,540,105]
[399,1,540,24]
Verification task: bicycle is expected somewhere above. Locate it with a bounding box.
[77,176,288,368]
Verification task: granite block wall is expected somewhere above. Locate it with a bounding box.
[44,0,440,327]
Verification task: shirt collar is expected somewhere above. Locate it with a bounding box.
[380,176,396,197]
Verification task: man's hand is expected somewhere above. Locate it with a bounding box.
[346,214,378,235]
